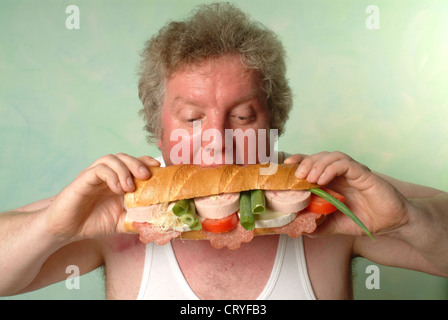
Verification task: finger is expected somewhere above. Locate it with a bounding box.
[305,214,338,238]
[294,151,330,180]
[306,151,350,184]
[316,159,349,185]
[89,153,153,180]
[80,163,124,195]
[137,155,161,176]
[138,155,161,167]
[96,154,138,192]
[283,153,307,164]
[320,158,371,186]
[114,153,153,181]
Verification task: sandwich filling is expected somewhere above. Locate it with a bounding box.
[125,190,313,233]
[125,189,327,249]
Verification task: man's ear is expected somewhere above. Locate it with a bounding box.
[157,128,163,150]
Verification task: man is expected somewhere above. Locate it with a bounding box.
[0,3,447,300]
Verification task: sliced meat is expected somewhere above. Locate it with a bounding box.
[194,192,240,219]
[126,204,162,222]
[132,222,181,245]
[271,211,323,238]
[264,190,311,213]
[202,223,255,250]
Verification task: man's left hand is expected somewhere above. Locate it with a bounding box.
[284,151,411,238]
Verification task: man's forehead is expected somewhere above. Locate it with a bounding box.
[165,56,266,107]
[172,54,247,74]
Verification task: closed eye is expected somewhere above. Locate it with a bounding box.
[230,114,255,125]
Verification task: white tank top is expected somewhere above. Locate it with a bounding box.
[136,154,316,300]
[137,235,316,300]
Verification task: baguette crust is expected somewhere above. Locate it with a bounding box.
[125,163,319,209]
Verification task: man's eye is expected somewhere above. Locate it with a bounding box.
[231,114,254,124]
[183,116,203,124]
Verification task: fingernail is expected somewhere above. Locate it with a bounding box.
[139,166,150,176]
[127,177,135,188]
[317,173,326,185]
[295,168,306,178]
[307,168,317,180]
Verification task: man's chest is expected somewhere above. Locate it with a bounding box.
[171,236,279,299]
[103,234,353,300]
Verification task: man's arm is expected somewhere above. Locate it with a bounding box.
[0,153,158,296]
[354,184,448,277]
[0,199,102,296]
[0,198,102,296]
[285,151,448,277]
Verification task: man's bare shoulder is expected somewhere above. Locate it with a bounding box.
[98,233,146,300]
[304,235,355,299]
[100,233,143,256]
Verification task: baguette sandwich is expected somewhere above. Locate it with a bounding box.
[124,163,358,249]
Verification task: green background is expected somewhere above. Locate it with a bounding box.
[1,0,447,300]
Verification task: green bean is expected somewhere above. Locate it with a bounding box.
[309,188,374,241]
[172,199,202,230]
[250,190,266,214]
[239,191,255,230]
[189,220,202,231]
[180,212,195,225]
[172,199,190,217]
[179,213,202,230]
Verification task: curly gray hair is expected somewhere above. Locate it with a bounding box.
[138,2,292,144]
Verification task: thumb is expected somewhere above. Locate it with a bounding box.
[306,213,339,238]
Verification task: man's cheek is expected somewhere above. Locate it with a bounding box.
[166,125,203,165]
[167,130,194,165]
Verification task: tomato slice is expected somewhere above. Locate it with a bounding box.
[201,212,239,233]
[306,187,346,214]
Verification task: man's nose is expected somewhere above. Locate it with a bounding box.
[200,116,232,165]
[201,114,227,147]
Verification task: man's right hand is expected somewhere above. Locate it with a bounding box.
[44,153,159,242]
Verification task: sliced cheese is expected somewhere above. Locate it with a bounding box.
[254,208,298,228]
[237,208,298,229]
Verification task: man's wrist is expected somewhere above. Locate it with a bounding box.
[394,195,448,275]
[37,205,80,247]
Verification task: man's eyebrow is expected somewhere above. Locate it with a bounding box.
[171,91,263,108]
[170,96,201,109]
[231,91,264,107]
